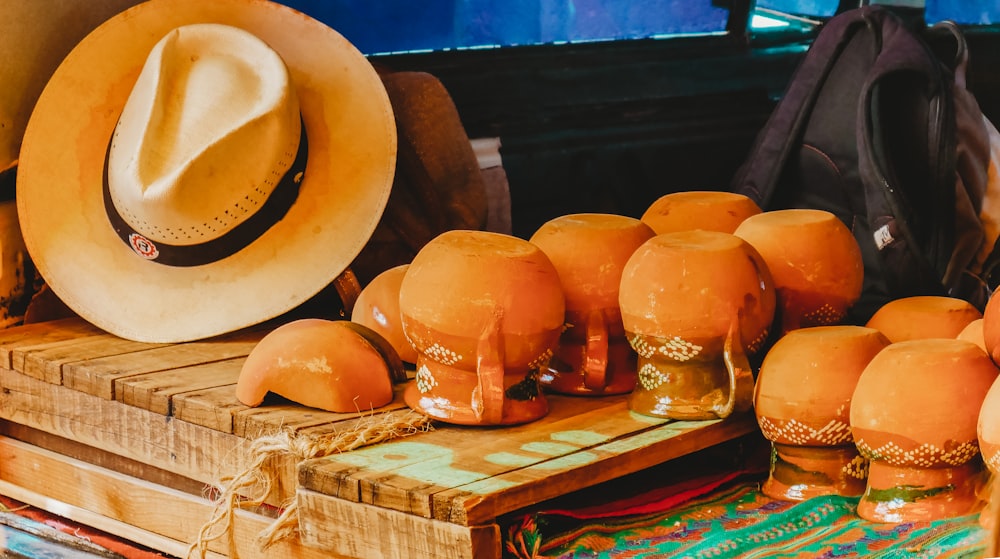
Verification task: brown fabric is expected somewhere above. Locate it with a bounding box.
[350,70,489,286]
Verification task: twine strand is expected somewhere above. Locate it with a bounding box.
[186,410,433,558]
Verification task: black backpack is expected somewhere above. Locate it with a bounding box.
[731,5,995,324]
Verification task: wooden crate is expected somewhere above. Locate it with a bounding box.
[0,317,759,558]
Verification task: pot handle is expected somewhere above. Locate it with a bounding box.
[474,308,506,424]
[718,314,755,418]
[583,309,609,390]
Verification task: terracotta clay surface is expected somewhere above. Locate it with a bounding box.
[734,209,863,335]
[351,264,419,364]
[619,230,775,420]
[236,318,394,413]
[754,325,889,500]
[640,190,762,235]
[399,229,565,425]
[865,295,982,343]
[851,338,998,522]
[529,213,655,396]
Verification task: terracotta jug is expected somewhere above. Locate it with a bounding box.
[529,213,655,395]
[398,230,565,425]
[851,338,997,522]
[351,264,419,364]
[865,295,982,343]
[640,190,762,235]
[619,230,775,420]
[754,325,889,500]
[734,209,863,336]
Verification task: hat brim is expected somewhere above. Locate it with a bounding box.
[17,0,397,343]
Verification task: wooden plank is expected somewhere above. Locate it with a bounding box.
[0,318,103,371]
[297,488,498,559]
[437,414,759,525]
[298,394,649,517]
[0,422,207,497]
[16,333,168,385]
[0,367,426,507]
[116,357,244,415]
[0,367,277,495]
[172,384,252,433]
[0,480,225,559]
[0,436,350,559]
[233,383,414,439]
[62,328,265,400]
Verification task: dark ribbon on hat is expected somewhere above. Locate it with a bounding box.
[102,123,308,267]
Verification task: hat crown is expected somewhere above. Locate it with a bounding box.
[107,23,301,246]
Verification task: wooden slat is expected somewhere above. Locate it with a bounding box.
[62,328,265,400]
[0,436,348,559]
[300,397,758,524]
[232,384,413,439]
[298,394,653,517]
[0,366,424,507]
[16,333,168,385]
[116,358,244,415]
[0,422,207,497]
[172,384,252,433]
[297,488,498,559]
[437,415,758,525]
[0,367,282,497]
[0,318,103,371]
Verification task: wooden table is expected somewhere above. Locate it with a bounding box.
[0,317,759,558]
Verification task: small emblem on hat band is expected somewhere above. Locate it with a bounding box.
[102,122,308,267]
[128,233,160,260]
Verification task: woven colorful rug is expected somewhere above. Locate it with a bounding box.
[502,471,989,559]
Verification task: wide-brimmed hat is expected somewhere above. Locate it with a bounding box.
[16,0,397,343]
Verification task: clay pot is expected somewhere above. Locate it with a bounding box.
[865,295,982,343]
[351,264,419,364]
[529,213,655,396]
[640,190,762,235]
[398,230,565,426]
[958,318,987,352]
[982,293,1000,364]
[619,230,775,420]
[734,209,863,335]
[978,376,1000,529]
[851,338,997,522]
[754,326,890,500]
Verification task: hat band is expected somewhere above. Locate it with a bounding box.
[102,124,308,267]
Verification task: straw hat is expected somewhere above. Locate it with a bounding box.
[16,0,397,343]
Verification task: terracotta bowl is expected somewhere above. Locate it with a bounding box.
[529,213,655,395]
[851,338,997,522]
[865,295,982,343]
[754,325,890,500]
[734,209,863,335]
[351,264,418,364]
[398,230,565,426]
[619,230,775,420]
[640,190,762,235]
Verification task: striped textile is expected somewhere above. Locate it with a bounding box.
[503,472,987,559]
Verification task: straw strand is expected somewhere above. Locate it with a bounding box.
[186,410,433,558]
